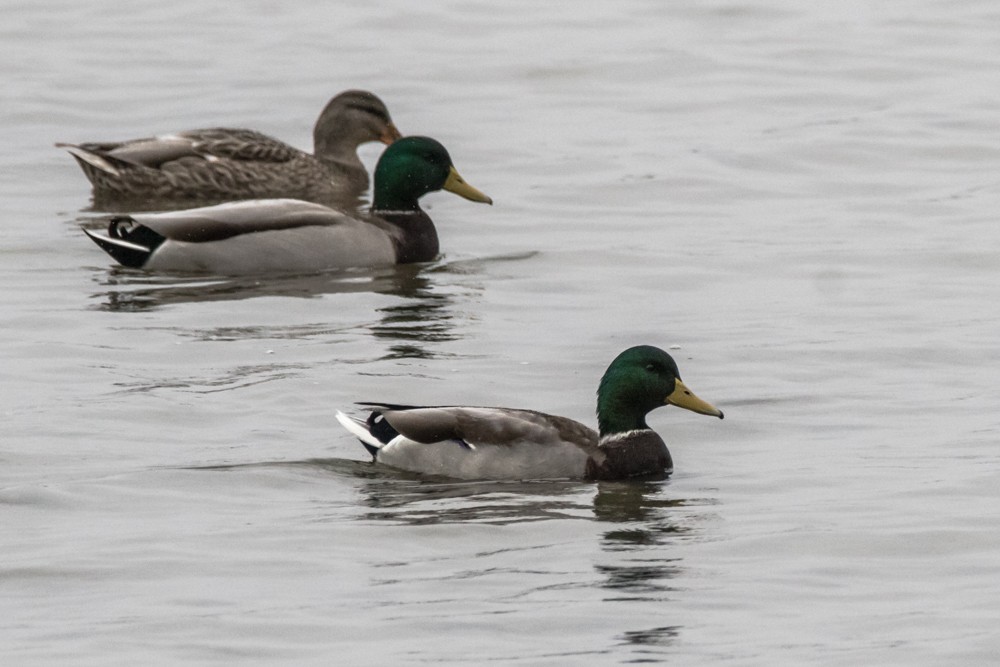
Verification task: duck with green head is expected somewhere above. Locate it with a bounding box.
[336,345,724,481]
[81,136,492,275]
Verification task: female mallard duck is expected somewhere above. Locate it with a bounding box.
[57,89,401,206]
[81,136,492,275]
[337,346,724,480]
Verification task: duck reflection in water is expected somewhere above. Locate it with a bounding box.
[93,261,436,311]
[90,249,534,313]
[339,458,713,539]
[592,480,714,655]
[92,261,483,361]
[91,252,534,359]
[352,465,594,526]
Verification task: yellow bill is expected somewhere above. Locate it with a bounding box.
[443,166,493,205]
[665,379,724,419]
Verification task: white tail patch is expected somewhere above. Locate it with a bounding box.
[81,228,150,253]
[335,411,384,451]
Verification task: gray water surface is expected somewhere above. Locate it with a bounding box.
[3,1,999,664]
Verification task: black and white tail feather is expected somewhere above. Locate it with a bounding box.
[81,217,162,269]
[335,411,392,459]
[336,405,475,462]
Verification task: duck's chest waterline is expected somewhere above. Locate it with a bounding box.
[585,431,672,480]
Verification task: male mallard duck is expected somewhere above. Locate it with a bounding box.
[336,346,724,480]
[81,136,491,275]
[57,89,401,206]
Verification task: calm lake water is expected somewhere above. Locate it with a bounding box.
[3,0,999,664]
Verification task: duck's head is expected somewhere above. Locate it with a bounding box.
[313,89,402,156]
[596,345,723,436]
[373,136,492,211]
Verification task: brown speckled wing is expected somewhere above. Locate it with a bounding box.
[180,128,303,163]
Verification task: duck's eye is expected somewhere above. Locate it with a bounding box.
[645,363,657,372]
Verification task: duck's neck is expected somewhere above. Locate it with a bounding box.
[371,164,425,213]
[315,144,365,172]
[372,188,421,213]
[314,111,364,165]
[370,154,439,261]
[597,393,650,437]
[596,371,656,437]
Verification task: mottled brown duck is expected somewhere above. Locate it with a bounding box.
[58,89,401,207]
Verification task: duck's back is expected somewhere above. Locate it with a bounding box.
[61,128,363,207]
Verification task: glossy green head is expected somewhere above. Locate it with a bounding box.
[372,136,492,211]
[596,345,723,436]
